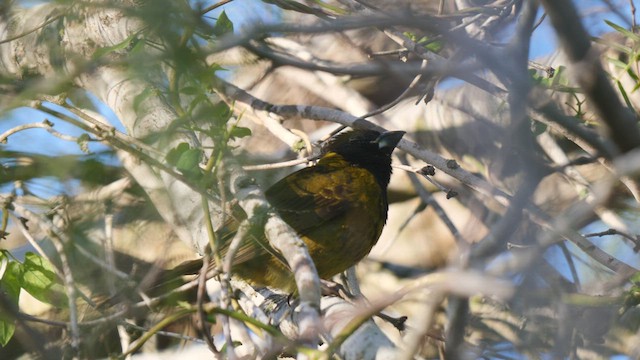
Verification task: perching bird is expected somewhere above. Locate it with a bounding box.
[162,129,405,293]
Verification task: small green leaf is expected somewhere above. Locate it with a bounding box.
[424,40,444,54]
[310,0,347,15]
[175,148,202,174]
[263,0,328,16]
[186,94,208,115]
[133,88,155,114]
[403,31,417,42]
[229,126,252,139]
[292,139,306,153]
[0,257,20,347]
[605,20,640,42]
[0,319,15,347]
[93,33,139,59]
[166,143,191,166]
[617,80,635,111]
[211,102,232,127]
[76,133,90,154]
[552,66,571,87]
[21,253,67,307]
[626,67,640,83]
[593,36,632,55]
[607,57,630,70]
[181,86,201,95]
[530,120,547,136]
[213,11,234,36]
[209,63,227,73]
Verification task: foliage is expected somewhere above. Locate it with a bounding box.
[0,0,640,359]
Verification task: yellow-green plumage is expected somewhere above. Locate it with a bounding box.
[229,130,404,292]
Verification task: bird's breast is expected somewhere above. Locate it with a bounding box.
[302,166,387,279]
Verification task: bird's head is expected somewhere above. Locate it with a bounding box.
[322,129,405,188]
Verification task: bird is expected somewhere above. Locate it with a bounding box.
[158,129,405,294]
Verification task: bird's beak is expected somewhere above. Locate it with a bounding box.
[375,131,405,153]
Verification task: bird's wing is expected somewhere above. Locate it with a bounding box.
[213,203,286,267]
[222,158,376,268]
[265,160,372,234]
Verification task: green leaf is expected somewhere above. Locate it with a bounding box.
[0,256,20,347]
[166,143,191,166]
[93,32,139,59]
[310,0,347,15]
[263,0,329,16]
[1,253,22,298]
[607,57,631,70]
[530,120,547,136]
[181,86,201,96]
[424,39,444,54]
[175,148,202,174]
[209,63,227,73]
[593,36,633,55]
[76,133,90,154]
[605,20,640,42]
[0,319,15,347]
[229,126,252,139]
[403,31,418,42]
[617,80,635,111]
[551,66,571,87]
[133,87,155,114]
[211,101,232,127]
[20,253,67,307]
[213,11,234,37]
[626,67,640,83]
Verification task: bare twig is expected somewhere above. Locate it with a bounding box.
[396,154,465,246]
[10,204,81,355]
[0,11,64,45]
[584,228,640,252]
[0,120,95,144]
[200,0,235,15]
[242,155,320,171]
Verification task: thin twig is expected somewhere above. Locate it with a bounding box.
[358,60,431,120]
[558,242,581,290]
[36,104,218,203]
[200,0,235,15]
[0,12,64,45]
[242,155,320,171]
[8,213,58,277]
[584,228,640,252]
[197,252,219,354]
[631,0,637,29]
[12,205,81,355]
[397,154,465,245]
[392,163,457,197]
[532,12,547,31]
